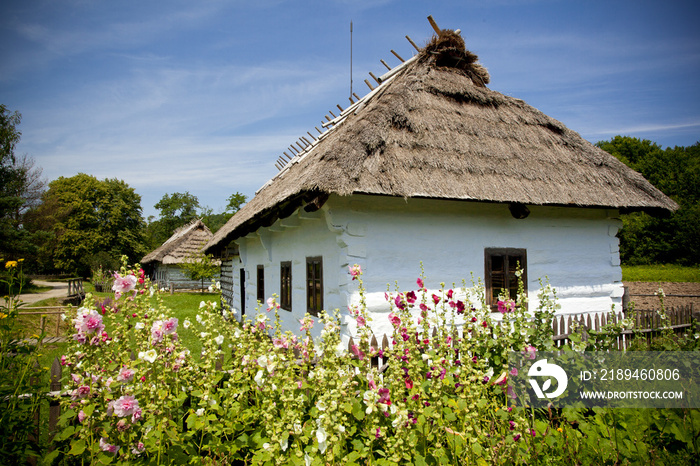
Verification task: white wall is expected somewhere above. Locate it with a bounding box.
[223,194,624,343]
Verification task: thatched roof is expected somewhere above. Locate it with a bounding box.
[205,28,677,254]
[142,219,213,265]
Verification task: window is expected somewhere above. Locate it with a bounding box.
[280,261,292,311]
[485,248,527,311]
[306,257,323,316]
[257,265,265,303]
[239,268,246,316]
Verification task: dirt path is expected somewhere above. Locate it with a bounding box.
[4,280,69,306]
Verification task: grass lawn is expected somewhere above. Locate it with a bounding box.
[622,264,700,282]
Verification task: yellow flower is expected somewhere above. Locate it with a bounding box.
[557,427,563,433]
[5,260,18,268]
[0,312,7,319]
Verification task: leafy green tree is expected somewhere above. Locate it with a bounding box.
[145,192,201,249]
[0,106,47,270]
[597,136,700,265]
[180,252,219,292]
[201,191,247,233]
[31,174,145,276]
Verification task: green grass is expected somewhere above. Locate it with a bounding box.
[622,264,700,282]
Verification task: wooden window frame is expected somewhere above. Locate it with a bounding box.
[239,268,246,316]
[280,261,292,311]
[256,265,265,304]
[306,257,323,317]
[484,248,527,312]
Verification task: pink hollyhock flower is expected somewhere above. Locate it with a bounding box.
[432,294,440,305]
[523,345,537,360]
[78,410,87,423]
[509,367,518,377]
[273,337,289,349]
[405,291,417,304]
[348,264,362,280]
[368,379,377,390]
[388,312,401,327]
[266,297,279,312]
[498,300,516,314]
[162,317,178,334]
[375,428,381,439]
[356,315,366,327]
[351,344,365,360]
[455,300,466,314]
[112,395,139,418]
[117,368,135,383]
[394,294,406,310]
[447,289,453,299]
[99,437,120,455]
[112,273,137,296]
[131,408,142,423]
[513,434,521,442]
[405,378,414,389]
[416,277,424,289]
[72,385,90,399]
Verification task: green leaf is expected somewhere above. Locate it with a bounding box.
[68,438,86,456]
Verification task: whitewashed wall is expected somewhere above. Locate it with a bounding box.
[222,194,624,344]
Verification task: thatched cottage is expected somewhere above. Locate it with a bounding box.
[142,219,215,290]
[204,25,676,340]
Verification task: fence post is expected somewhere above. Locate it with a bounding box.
[49,357,62,441]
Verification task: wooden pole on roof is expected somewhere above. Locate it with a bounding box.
[336,104,344,112]
[364,79,374,91]
[283,151,293,160]
[369,71,381,84]
[328,110,337,118]
[380,59,391,70]
[427,15,441,35]
[391,50,405,62]
[307,131,317,141]
[353,92,361,101]
[406,35,420,52]
[315,126,323,134]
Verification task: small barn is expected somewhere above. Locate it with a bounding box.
[142,219,215,290]
[204,24,677,340]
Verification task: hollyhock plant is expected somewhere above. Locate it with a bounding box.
[349,264,362,280]
[112,395,139,418]
[112,272,137,298]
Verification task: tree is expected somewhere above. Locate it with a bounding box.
[225,192,247,214]
[201,191,247,233]
[31,174,145,276]
[0,106,47,268]
[145,192,201,249]
[596,136,700,265]
[180,252,219,293]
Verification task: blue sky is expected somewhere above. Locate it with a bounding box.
[1,0,699,219]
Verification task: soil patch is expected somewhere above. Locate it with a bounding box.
[624,282,700,311]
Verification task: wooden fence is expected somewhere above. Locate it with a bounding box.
[347,304,698,368]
